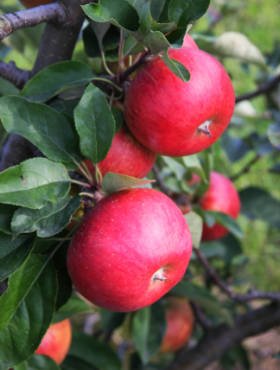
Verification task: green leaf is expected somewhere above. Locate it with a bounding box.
[0,77,19,96]
[102,172,154,194]
[162,51,190,81]
[54,294,94,323]
[62,356,97,370]
[11,196,80,238]
[142,30,170,53]
[0,257,57,369]
[21,61,94,102]
[204,211,243,239]
[0,233,33,281]
[168,0,210,25]
[0,158,70,209]
[240,187,280,228]
[74,84,116,163]
[267,122,280,149]
[15,354,60,370]
[82,0,140,31]
[132,302,165,364]
[0,96,81,166]
[184,211,203,248]
[69,333,121,370]
[0,205,16,234]
[200,234,242,262]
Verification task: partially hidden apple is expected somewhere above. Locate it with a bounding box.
[35,319,72,365]
[84,127,156,178]
[200,171,241,241]
[67,188,192,312]
[20,0,54,8]
[124,36,235,156]
[161,297,194,353]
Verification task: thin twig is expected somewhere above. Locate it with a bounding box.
[0,3,66,41]
[190,301,212,330]
[118,51,151,83]
[0,61,29,89]
[236,74,280,103]
[193,247,280,302]
[230,154,261,181]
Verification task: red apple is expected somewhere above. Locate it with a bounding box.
[35,319,72,365]
[124,37,235,156]
[161,297,194,353]
[85,127,156,178]
[67,188,192,312]
[182,33,199,49]
[200,172,241,241]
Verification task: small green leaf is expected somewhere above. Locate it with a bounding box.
[54,294,94,323]
[168,0,210,25]
[0,77,19,96]
[0,205,16,234]
[0,258,57,369]
[11,196,80,238]
[102,172,154,194]
[162,51,190,81]
[0,158,70,209]
[0,233,33,281]
[142,30,170,54]
[204,211,243,239]
[69,333,121,370]
[15,354,60,370]
[21,61,94,102]
[74,84,116,163]
[82,0,140,31]
[0,96,81,166]
[184,211,203,248]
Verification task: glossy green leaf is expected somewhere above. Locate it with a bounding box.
[162,51,190,81]
[0,257,57,369]
[0,233,33,281]
[15,354,60,370]
[0,77,19,96]
[0,205,16,234]
[132,302,165,364]
[240,187,280,228]
[102,172,154,194]
[21,61,94,102]
[184,211,203,248]
[74,84,116,163]
[168,0,210,24]
[0,158,70,209]
[69,333,121,370]
[11,196,80,238]
[0,96,81,165]
[142,30,170,53]
[82,0,140,31]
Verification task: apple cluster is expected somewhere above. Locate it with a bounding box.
[67,35,239,318]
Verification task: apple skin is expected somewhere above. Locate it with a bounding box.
[200,172,241,241]
[35,319,72,365]
[67,188,192,312]
[85,127,156,178]
[161,297,194,353]
[124,38,235,156]
[20,0,54,8]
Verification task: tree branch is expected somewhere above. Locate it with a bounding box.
[236,73,280,103]
[193,247,280,302]
[0,61,29,88]
[0,3,66,41]
[166,302,280,370]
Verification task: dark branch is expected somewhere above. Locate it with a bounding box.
[0,61,29,89]
[230,154,261,181]
[236,74,280,103]
[0,3,66,41]
[194,247,280,302]
[152,165,173,197]
[166,302,280,370]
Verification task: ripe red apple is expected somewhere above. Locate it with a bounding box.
[200,171,241,241]
[20,0,53,7]
[161,297,194,353]
[84,127,156,178]
[35,319,72,364]
[67,188,192,312]
[124,37,235,156]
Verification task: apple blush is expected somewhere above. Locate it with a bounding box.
[67,188,192,312]
[124,36,235,156]
[35,319,72,364]
[200,171,241,241]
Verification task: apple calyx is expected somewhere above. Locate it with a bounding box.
[152,267,168,282]
[197,120,212,136]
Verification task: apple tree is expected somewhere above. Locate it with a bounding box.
[0,1,279,369]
